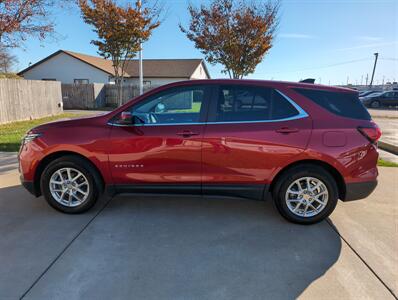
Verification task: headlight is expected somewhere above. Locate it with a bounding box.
[22,133,42,145]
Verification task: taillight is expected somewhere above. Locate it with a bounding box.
[357,124,382,144]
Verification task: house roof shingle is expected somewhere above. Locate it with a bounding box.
[18,50,210,79]
[63,50,116,75]
[123,59,205,78]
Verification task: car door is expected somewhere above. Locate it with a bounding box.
[381,92,392,106]
[392,92,398,106]
[202,84,312,200]
[108,84,212,194]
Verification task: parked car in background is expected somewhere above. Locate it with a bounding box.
[361,91,398,108]
[359,90,381,98]
[18,79,380,224]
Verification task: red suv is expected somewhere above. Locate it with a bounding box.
[18,80,381,224]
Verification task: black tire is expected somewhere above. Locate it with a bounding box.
[40,155,102,214]
[272,165,338,225]
[370,100,381,108]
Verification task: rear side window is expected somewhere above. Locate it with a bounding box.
[216,85,299,122]
[294,88,371,120]
[384,92,398,98]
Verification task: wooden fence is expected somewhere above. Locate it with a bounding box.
[62,83,106,109]
[106,85,140,106]
[104,84,158,106]
[0,79,63,124]
[61,84,159,109]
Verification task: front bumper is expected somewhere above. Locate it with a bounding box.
[342,180,377,201]
[20,175,40,197]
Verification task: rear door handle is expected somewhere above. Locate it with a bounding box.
[275,127,299,134]
[176,131,200,138]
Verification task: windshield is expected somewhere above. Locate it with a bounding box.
[369,92,382,97]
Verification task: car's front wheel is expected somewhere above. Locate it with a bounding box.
[370,100,381,108]
[40,156,101,213]
[273,165,338,224]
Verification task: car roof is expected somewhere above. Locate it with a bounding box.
[165,79,357,93]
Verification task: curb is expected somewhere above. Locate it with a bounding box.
[379,141,398,156]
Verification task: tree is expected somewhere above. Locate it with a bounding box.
[0,0,69,48]
[180,0,279,79]
[79,0,160,106]
[0,45,17,72]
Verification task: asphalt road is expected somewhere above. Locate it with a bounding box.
[0,153,397,300]
[368,108,398,119]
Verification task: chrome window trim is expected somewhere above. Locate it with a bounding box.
[108,122,204,127]
[108,89,308,127]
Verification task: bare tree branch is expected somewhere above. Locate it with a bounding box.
[0,0,73,48]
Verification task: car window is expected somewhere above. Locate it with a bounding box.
[386,92,398,99]
[215,85,299,122]
[294,88,371,120]
[384,92,393,98]
[131,86,206,125]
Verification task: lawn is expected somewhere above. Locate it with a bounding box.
[0,113,84,152]
[168,102,202,113]
[377,158,398,167]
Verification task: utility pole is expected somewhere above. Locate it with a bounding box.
[138,0,143,96]
[369,52,379,87]
[365,73,369,86]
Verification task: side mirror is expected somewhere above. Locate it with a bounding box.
[119,111,133,124]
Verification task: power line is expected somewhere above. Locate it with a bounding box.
[263,57,372,75]
[379,58,398,61]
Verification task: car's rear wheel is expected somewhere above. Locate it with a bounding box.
[370,100,381,108]
[41,156,101,213]
[273,165,338,224]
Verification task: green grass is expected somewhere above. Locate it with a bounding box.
[377,159,398,167]
[168,102,202,113]
[0,113,84,152]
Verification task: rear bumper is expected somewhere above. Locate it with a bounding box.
[343,180,377,201]
[20,175,40,197]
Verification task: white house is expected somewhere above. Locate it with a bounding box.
[18,50,211,86]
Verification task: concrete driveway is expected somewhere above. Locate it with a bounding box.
[0,153,396,299]
[369,109,398,153]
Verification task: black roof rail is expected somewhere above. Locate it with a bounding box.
[299,78,315,84]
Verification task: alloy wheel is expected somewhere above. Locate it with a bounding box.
[49,167,90,207]
[285,177,329,218]
[371,101,380,108]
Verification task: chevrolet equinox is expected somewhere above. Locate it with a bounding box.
[19,80,381,224]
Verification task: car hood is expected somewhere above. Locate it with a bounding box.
[29,113,108,133]
[361,95,378,100]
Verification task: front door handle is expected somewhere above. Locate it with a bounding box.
[176,131,200,138]
[275,127,299,134]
